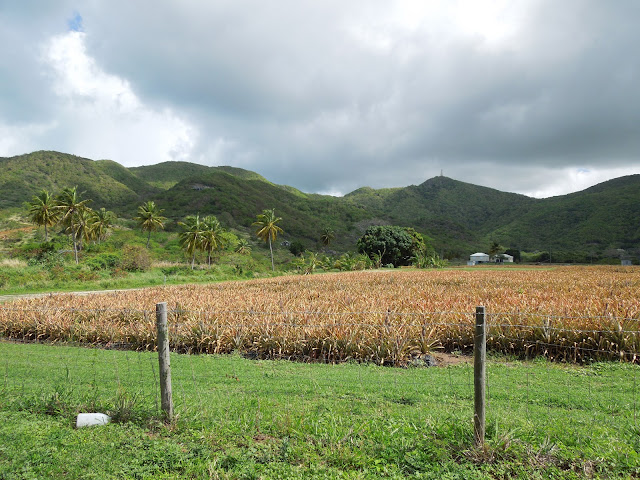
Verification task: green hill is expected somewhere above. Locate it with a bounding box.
[0,151,152,212]
[129,162,214,190]
[155,169,369,249]
[130,162,309,198]
[2,151,639,260]
[494,175,640,254]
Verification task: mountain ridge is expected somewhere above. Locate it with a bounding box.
[1,150,639,260]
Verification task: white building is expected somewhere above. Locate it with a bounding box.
[494,253,514,263]
[468,252,490,265]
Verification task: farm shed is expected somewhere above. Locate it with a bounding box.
[495,254,514,263]
[469,252,490,265]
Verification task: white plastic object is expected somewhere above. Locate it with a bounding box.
[76,412,111,428]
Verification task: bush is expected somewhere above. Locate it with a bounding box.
[289,241,305,257]
[22,239,66,266]
[121,245,152,272]
[161,265,192,276]
[86,253,122,271]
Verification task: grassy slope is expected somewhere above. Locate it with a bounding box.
[0,341,638,479]
[497,175,640,252]
[0,151,144,213]
[129,161,214,189]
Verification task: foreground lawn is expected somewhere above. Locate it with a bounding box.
[0,341,638,479]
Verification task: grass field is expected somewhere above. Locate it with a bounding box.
[1,341,639,479]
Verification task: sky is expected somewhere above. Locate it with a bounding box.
[1,1,639,198]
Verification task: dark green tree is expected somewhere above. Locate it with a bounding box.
[289,241,305,257]
[504,248,521,263]
[356,226,426,267]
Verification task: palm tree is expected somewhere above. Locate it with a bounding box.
[88,207,116,244]
[55,186,92,264]
[201,215,225,265]
[235,238,252,255]
[178,215,205,269]
[71,208,95,250]
[253,208,284,271]
[27,189,60,241]
[320,227,335,248]
[135,201,166,248]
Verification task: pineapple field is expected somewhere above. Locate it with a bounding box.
[1,266,639,364]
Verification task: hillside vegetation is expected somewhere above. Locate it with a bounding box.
[1,150,639,262]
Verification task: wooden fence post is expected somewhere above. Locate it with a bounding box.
[474,305,486,447]
[156,302,173,422]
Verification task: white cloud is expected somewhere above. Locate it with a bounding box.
[1,1,639,199]
[0,122,56,157]
[36,30,196,165]
[522,166,640,198]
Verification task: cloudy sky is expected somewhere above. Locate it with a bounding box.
[1,1,639,197]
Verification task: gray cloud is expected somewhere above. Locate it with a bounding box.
[1,0,639,197]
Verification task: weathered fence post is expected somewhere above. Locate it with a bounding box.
[156,302,173,422]
[474,305,486,447]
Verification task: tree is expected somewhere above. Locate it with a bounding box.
[70,208,94,250]
[88,207,116,244]
[489,241,503,258]
[289,241,305,257]
[178,215,205,269]
[253,208,284,271]
[235,238,252,255]
[356,226,426,267]
[320,228,335,248]
[201,215,225,265]
[504,248,521,263]
[135,201,166,248]
[55,186,92,264]
[27,189,60,241]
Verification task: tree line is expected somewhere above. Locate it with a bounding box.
[27,187,444,272]
[27,187,287,270]
[27,187,115,264]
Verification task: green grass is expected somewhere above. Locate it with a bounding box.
[0,264,283,296]
[0,341,638,479]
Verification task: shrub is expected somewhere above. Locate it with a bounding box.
[121,245,152,272]
[289,241,305,257]
[86,253,122,271]
[22,239,66,266]
[110,267,128,278]
[161,265,192,276]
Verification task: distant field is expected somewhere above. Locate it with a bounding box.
[2,266,638,364]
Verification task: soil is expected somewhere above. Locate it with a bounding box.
[432,352,472,366]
